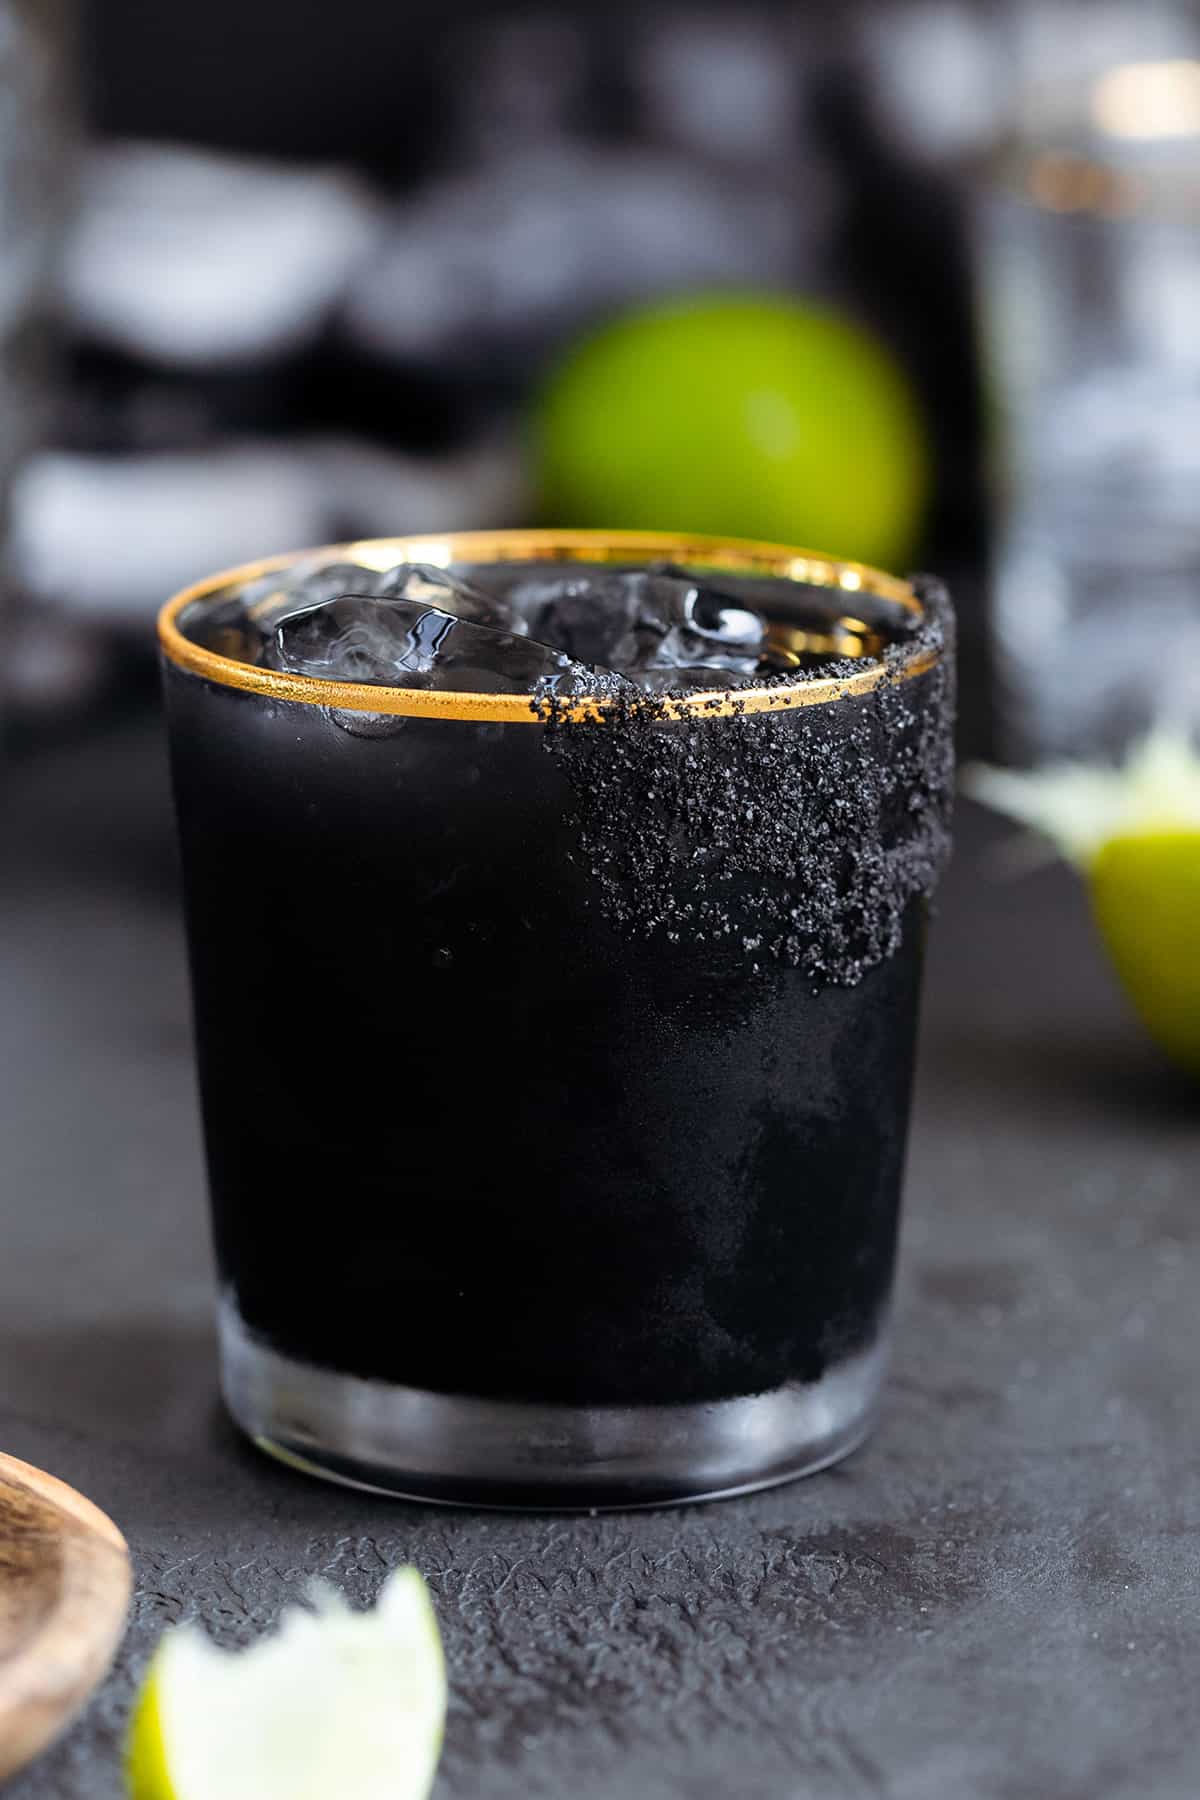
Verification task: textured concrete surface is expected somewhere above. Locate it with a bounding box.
[2,710,1199,1799]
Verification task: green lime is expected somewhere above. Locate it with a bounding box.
[532,293,929,569]
[126,1568,445,1800]
[966,730,1200,1080]
[1089,831,1200,1078]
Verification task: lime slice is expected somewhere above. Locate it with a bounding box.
[532,293,929,570]
[965,729,1200,1078]
[1090,831,1200,1078]
[126,1568,445,1800]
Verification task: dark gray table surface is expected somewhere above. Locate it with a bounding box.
[3,710,1199,1800]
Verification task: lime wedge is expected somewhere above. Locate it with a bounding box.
[965,729,1200,1079]
[126,1568,445,1800]
[1090,831,1200,1078]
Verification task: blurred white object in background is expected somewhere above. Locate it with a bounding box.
[977,6,1200,759]
[855,1,1013,164]
[1009,0,1197,121]
[10,436,523,625]
[11,131,526,691]
[634,9,801,166]
[309,435,524,542]
[341,143,822,365]
[59,143,379,367]
[12,447,325,619]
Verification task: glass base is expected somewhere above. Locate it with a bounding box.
[219,1300,889,1511]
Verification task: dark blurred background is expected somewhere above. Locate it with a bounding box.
[4,0,1199,758]
[3,0,992,742]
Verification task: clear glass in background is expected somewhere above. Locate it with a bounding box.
[977,1,1200,760]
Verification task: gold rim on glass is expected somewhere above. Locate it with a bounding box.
[158,529,938,723]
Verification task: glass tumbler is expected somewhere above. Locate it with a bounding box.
[976,48,1200,757]
[159,529,954,1508]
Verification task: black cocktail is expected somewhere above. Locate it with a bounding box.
[160,531,953,1507]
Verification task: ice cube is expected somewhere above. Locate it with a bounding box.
[228,558,515,667]
[519,569,652,667]
[510,558,766,676]
[372,561,518,630]
[266,558,386,607]
[272,594,606,695]
[653,581,764,675]
[225,561,386,661]
[525,562,765,677]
